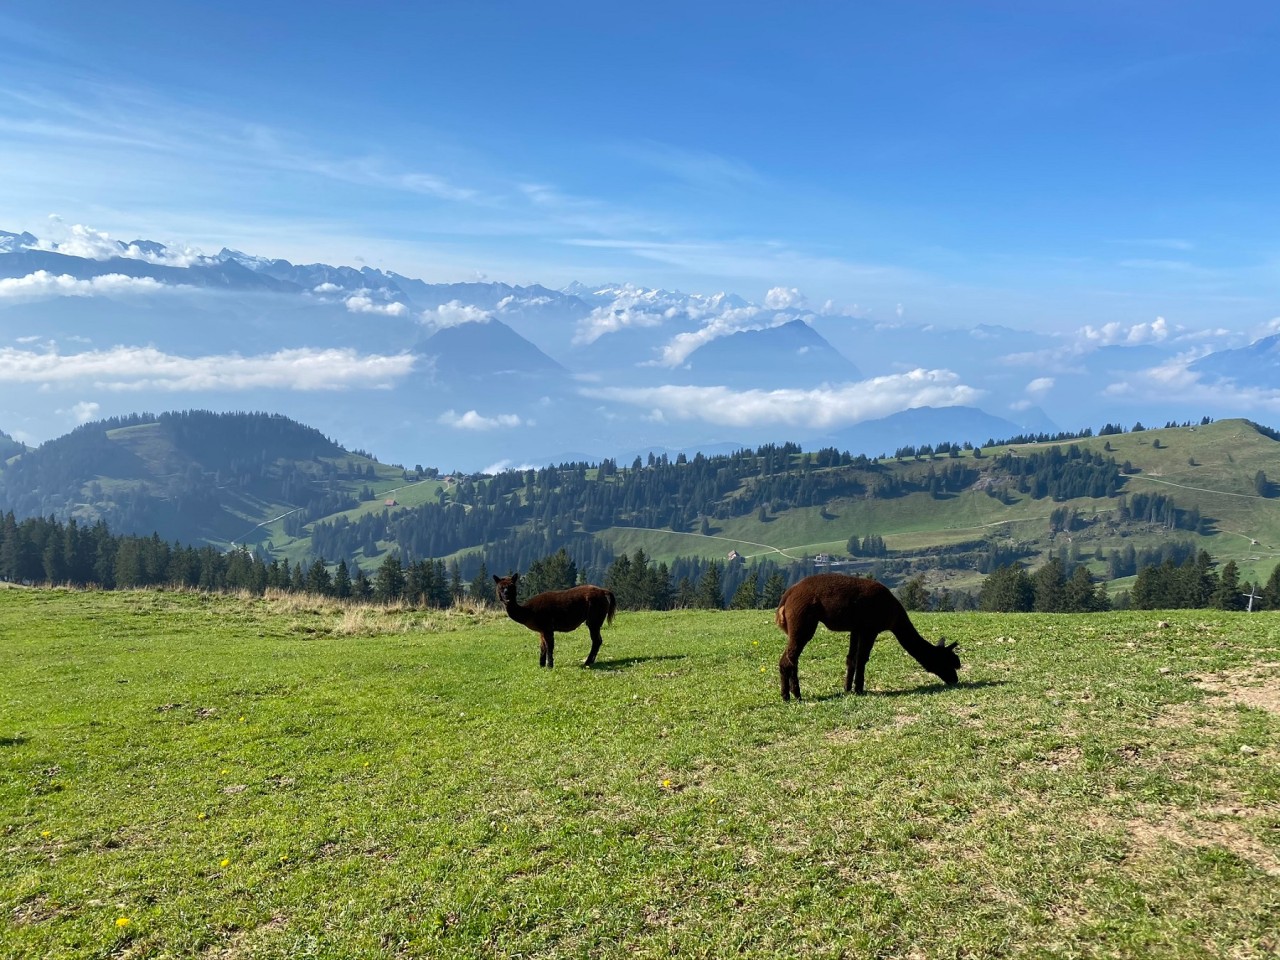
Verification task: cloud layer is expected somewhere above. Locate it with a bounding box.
[581,368,979,429]
[0,345,416,391]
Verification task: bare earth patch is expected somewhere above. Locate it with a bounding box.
[1194,664,1280,716]
[1128,812,1280,877]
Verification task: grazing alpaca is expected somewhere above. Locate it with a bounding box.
[775,573,960,701]
[493,573,617,668]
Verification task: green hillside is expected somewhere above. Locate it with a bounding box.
[589,419,1280,589]
[3,412,1279,591]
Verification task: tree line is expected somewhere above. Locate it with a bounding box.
[7,511,1280,619]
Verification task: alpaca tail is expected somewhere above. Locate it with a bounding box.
[605,589,617,626]
[775,602,788,632]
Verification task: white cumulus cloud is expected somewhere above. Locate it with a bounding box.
[0,345,416,391]
[581,368,979,430]
[1026,377,1055,397]
[1079,316,1169,346]
[62,400,101,423]
[345,294,409,317]
[35,219,207,267]
[763,286,805,310]
[437,409,524,430]
[421,300,492,333]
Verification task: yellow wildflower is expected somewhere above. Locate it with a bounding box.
[220,858,230,867]
[115,917,131,928]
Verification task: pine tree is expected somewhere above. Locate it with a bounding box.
[373,554,406,603]
[1211,560,1243,610]
[762,572,788,609]
[468,561,492,603]
[695,561,724,609]
[729,573,760,610]
[333,559,352,599]
[897,575,931,612]
[1032,558,1067,612]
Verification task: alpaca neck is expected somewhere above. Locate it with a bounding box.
[503,598,535,626]
[890,618,940,670]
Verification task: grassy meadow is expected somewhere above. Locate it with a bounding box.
[2,587,1279,958]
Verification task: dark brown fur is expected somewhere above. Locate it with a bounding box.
[493,573,617,668]
[775,573,960,701]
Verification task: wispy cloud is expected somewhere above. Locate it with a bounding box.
[0,270,177,300]
[0,344,416,391]
[621,140,764,189]
[581,369,980,430]
[1104,358,1280,412]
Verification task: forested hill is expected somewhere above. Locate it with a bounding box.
[2,412,1278,597]
[0,428,25,461]
[0,410,383,545]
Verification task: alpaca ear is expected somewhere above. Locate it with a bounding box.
[945,640,959,652]
[492,575,501,584]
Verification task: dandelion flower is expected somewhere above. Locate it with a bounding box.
[196,812,206,820]
[661,779,672,789]
[220,858,230,868]
[759,666,767,673]
[238,716,246,723]
[115,917,131,928]
[40,830,51,838]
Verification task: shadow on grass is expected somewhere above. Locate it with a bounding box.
[801,678,1009,702]
[0,735,28,747]
[587,654,688,670]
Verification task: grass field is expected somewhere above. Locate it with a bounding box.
[3,588,1279,958]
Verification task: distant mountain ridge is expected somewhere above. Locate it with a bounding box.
[2,224,1272,472]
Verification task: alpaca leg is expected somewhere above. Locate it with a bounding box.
[779,630,811,701]
[545,632,556,669]
[584,622,603,667]
[539,633,550,668]
[845,635,857,693]
[853,633,875,694]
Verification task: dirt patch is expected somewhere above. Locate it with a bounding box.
[1128,812,1280,877]
[1194,665,1280,716]
[202,916,288,959]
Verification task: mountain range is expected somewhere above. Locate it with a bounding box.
[2,225,1276,471]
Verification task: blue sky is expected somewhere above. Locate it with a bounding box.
[1,2,1277,333]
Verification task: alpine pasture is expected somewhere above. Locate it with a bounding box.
[3,587,1278,958]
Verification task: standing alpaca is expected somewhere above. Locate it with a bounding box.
[493,573,617,668]
[775,573,960,701]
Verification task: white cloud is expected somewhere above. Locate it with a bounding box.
[573,301,670,345]
[764,286,805,310]
[421,300,491,333]
[480,458,538,474]
[313,282,342,294]
[1026,377,1054,397]
[658,305,789,366]
[65,400,100,423]
[0,270,175,300]
[344,294,408,317]
[1079,316,1169,346]
[1101,356,1280,411]
[0,345,416,391]
[437,409,524,430]
[581,368,980,429]
[35,219,207,266]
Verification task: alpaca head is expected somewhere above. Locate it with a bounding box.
[929,638,962,686]
[492,572,519,604]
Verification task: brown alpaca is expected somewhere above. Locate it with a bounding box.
[775,573,960,701]
[493,573,617,668]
